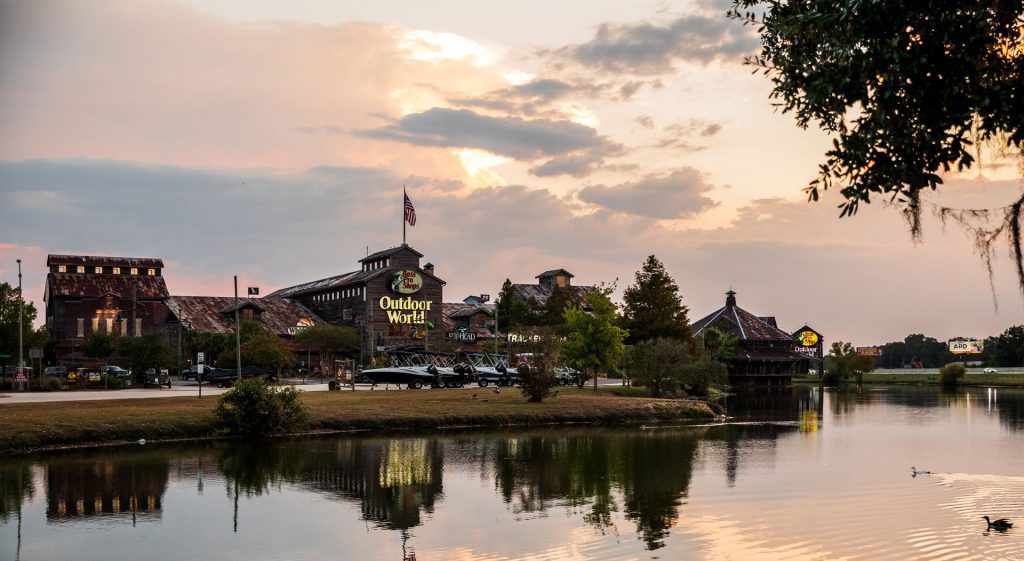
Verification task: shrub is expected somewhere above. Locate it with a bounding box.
[515,327,562,402]
[214,378,309,435]
[38,375,64,392]
[101,375,125,390]
[939,363,966,387]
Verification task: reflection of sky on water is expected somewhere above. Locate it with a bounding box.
[1,385,1023,560]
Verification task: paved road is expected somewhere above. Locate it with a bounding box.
[0,377,625,404]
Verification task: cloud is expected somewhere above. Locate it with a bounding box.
[654,119,725,151]
[358,107,623,176]
[549,12,759,75]
[578,168,718,218]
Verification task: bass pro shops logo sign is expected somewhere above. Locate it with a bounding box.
[390,269,423,294]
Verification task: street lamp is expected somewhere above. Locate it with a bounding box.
[17,259,23,390]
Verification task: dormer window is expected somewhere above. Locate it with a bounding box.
[95,266,103,274]
[130,268,138,275]
[147,268,156,276]
[76,266,85,273]
[58,265,67,273]
[113,267,121,275]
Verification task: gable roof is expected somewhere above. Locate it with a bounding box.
[511,283,593,310]
[536,269,573,279]
[692,291,795,342]
[359,244,423,263]
[47,254,164,268]
[46,273,169,300]
[166,296,322,335]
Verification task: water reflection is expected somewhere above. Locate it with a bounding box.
[1,384,1022,561]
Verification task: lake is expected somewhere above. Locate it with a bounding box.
[2,385,1022,560]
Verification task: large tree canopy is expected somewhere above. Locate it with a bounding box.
[621,255,695,347]
[732,1,1024,289]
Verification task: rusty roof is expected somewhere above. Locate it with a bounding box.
[165,296,322,335]
[46,273,169,299]
[47,254,164,268]
[266,269,390,298]
[441,303,497,336]
[511,284,593,310]
[692,294,795,342]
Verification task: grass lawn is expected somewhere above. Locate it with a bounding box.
[0,388,713,454]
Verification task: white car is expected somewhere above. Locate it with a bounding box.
[983,367,997,374]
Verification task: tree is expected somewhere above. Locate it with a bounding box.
[701,326,738,364]
[621,255,695,349]
[0,282,39,367]
[994,325,1024,367]
[539,285,577,329]
[293,323,359,377]
[80,332,117,363]
[561,284,628,388]
[732,1,1024,291]
[515,326,562,402]
[117,332,176,383]
[240,331,294,376]
[824,341,875,384]
[495,279,531,331]
[624,338,691,397]
[940,363,967,387]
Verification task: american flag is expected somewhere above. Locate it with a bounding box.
[404,191,417,226]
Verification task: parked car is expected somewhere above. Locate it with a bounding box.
[43,366,68,377]
[104,365,130,378]
[180,365,208,380]
[144,368,172,388]
[983,367,998,374]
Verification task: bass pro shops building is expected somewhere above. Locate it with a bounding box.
[267,245,444,353]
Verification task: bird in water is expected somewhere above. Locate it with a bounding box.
[983,516,1013,531]
[911,466,931,476]
[137,438,147,446]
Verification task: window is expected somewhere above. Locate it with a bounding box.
[120,319,127,336]
[105,318,113,333]
[113,267,121,275]
[58,265,67,273]
[95,266,103,274]
[77,318,84,338]
[91,318,99,333]
[77,266,85,273]
[130,268,138,275]
[147,268,156,276]
[134,318,142,336]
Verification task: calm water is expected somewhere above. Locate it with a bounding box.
[2,385,1023,561]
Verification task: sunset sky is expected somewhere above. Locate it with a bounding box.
[1,0,1021,345]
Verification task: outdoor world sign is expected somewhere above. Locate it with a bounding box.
[379,296,433,324]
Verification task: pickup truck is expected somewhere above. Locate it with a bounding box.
[201,366,271,388]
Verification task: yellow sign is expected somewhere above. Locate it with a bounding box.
[379,296,433,324]
[797,330,819,347]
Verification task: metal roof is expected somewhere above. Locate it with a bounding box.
[47,254,164,268]
[692,293,796,342]
[265,269,390,298]
[511,283,593,310]
[165,296,322,335]
[46,273,169,299]
[359,244,423,263]
[536,269,574,279]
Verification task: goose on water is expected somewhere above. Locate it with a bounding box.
[983,516,1013,531]
[910,466,931,475]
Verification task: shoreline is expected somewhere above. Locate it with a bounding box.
[794,372,1024,387]
[0,389,715,455]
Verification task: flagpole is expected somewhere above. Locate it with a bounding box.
[402,186,406,246]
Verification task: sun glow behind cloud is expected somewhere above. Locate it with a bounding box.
[399,30,498,66]
[454,148,510,187]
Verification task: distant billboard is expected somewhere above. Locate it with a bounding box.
[948,340,984,354]
[856,346,882,357]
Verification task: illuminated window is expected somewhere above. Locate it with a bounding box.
[91,318,99,333]
[120,319,127,336]
[58,265,67,273]
[147,268,156,276]
[130,268,138,275]
[105,318,113,333]
[95,266,103,274]
[77,318,84,338]
[113,267,121,275]
[134,318,142,336]
[77,266,85,273]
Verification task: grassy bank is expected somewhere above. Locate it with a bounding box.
[795,372,1024,386]
[0,389,714,454]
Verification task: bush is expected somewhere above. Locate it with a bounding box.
[101,375,126,390]
[214,378,309,435]
[38,375,64,392]
[939,363,966,387]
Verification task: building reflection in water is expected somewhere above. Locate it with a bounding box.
[44,449,170,525]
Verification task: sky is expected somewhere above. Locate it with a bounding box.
[0,0,1022,346]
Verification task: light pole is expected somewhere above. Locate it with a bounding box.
[17,259,23,391]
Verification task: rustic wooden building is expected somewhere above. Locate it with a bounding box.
[692,290,810,385]
[267,244,444,354]
[508,269,593,310]
[440,301,496,352]
[44,254,172,365]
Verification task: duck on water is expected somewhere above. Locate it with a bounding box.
[983,516,1013,531]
